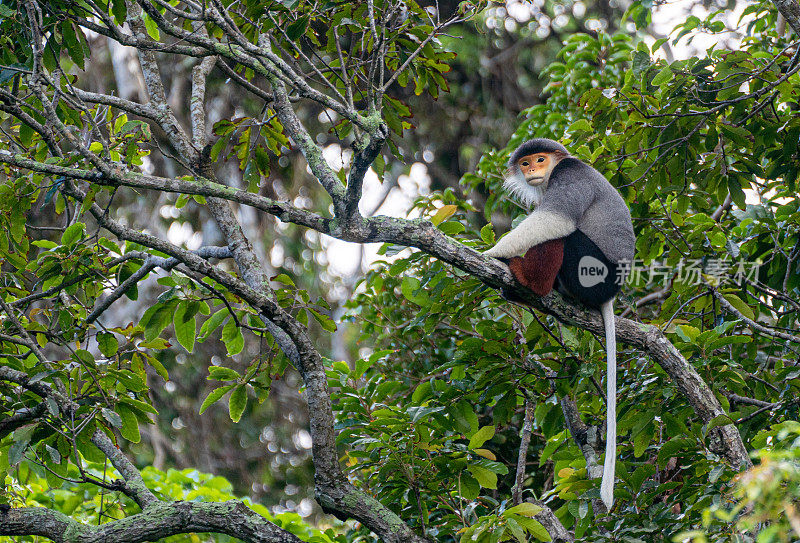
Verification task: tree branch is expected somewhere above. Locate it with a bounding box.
[511,399,535,505]
[86,247,232,324]
[344,124,389,223]
[0,501,302,543]
[772,0,800,35]
[0,364,158,508]
[0,137,754,472]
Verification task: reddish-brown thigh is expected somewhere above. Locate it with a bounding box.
[507,238,565,296]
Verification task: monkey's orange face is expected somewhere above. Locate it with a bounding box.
[517,153,555,185]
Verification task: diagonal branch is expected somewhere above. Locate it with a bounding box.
[772,0,800,35]
[86,247,232,324]
[0,138,757,472]
[57,182,430,543]
[267,74,348,216]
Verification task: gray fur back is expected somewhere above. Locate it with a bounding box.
[538,158,635,264]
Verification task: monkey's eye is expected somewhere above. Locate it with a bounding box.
[520,161,529,167]
[536,157,545,163]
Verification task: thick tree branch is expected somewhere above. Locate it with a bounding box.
[0,501,302,543]
[772,0,800,35]
[0,138,754,471]
[344,124,389,222]
[0,140,752,471]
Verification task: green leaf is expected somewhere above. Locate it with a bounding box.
[467,463,497,489]
[110,0,127,24]
[45,444,62,464]
[651,37,669,53]
[517,517,552,542]
[208,366,241,381]
[309,308,337,332]
[117,404,141,443]
[119,397,158,415]
[480,223,495,244]
[539,431,566,465]
[506,517,527,543]
[140,302,175,341]
[199,309,229,339]
[438,221,465,235]
[468,425,495,450]
[200,385,234,414]
[568,119,592,133]
[728,177,747,209]
[253,145,271,176]
[101,408,122,428]
[633,424,654,457]
[173,301,197,353]
[222,317,244,356]
[658,437,691,467]
[286,16,309,40]
[722,293,755,321]
[9,426,35,465]
[401,277,429,306]
[228,385,247,422]
[96,332,119,357]
[243,161,260,192]
[61,223,85,246]
[651,65,672,86]
[142,12,160,40]
[272,273,295,286]
[117,260,140,300]
[505,503,543,517]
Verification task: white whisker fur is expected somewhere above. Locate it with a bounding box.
[503,168,547,209]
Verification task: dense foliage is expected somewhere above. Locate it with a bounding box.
[1,0,799,542]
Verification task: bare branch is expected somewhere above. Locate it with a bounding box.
[191,55,217,148]
[344,124,389,222]
[126,1,198,162]
[511,400,535,505]
[709,285,800,344]
[0,150,331,232]
[86,247,232,324]
[133,1,371,132]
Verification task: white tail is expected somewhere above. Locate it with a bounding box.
[599,299,616,510]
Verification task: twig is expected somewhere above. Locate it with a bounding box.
[511,400,535,505]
